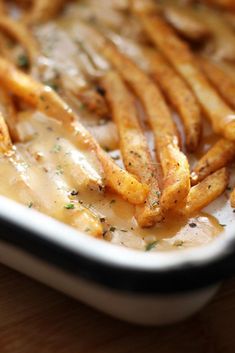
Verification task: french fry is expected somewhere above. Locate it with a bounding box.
[0,57,148,204]
[191,139,235,185]
[73,22,191,211]
[230,188,235,208]
[146,49,201,152]
[0,87,19,142]
[93,34,191,211]
[0,113,13,153]
[105,34,201,152]
[0,1,5,13]
[101,70,162,227]
[132,1,235,142]
[163,5,210,41]
[199,56,235,110]
[0,16,39,65]
[202,0,235,10]
[25,0,66,24]
[184,168,229,215]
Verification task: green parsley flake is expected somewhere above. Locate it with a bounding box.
[17,54,29,69]
[64,203,75,210]
[145,241,158,252]
[51,144,62,153]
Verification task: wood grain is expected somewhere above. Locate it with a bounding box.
[0,264,234,353]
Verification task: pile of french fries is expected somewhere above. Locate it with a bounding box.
[0,0,234,239]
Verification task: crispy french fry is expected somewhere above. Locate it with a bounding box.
[230,188,235,208]
[163,5,210,41]
[132,1,235,142]
[105,34,201,152]
[73,22,191,211]
[199,56,235,110]
[92,34,191,211]
[0,113,12,153]
[0,87,19,142]
[184,168,229,215]
[0,57,148,204]
[0,16,39,65]
[0,1,5,13]
[102,70,162,227]
[25,0,66,24]
[146,49,201,152]
[202,0,235,10]
[191,139,235,185]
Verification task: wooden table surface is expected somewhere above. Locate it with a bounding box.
[0,264,234,353]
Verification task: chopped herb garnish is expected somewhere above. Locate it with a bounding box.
[121,229,128,233]
[219,224,227,227]
[79,103,85,110]
[85,228,90,232]
[110,226,116,232]
[40,95,46,101]
[96,85,106,96]
[110,199,116,205]
[145,241,158,252]
[174,240,184,247]
[189,222,197,228]
[51,144,62,153]
[151,200,159,208]
[100,217,106,223]
[17,54,29,69]
[64,203,75,210]
[28,202,33,208]
[70,190,79,196]
[56,165,63,175]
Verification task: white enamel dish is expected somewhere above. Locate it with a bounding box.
[0,194,234,326]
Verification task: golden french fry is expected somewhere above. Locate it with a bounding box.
[199,56,235,110]
[73,21,190,211]
[132,1,235,141]
[202,0,235,10]
[0,1,5,13]
[230,188,235,208]
[191,139,235,185]
[163,5,210,41]
[0,113,12,153]
[0,16,39,65]
[24,0,66,24]
[0,57,148,204]
[185,168,229,215]
[0,87,19,142]
[146,49,201,152]
[102,70,162,227]
[92,34,191,211]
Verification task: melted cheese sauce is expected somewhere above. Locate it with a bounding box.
[1,0,235,251]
